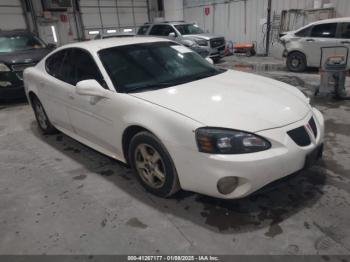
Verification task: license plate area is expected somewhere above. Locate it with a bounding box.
[304,144,324,169]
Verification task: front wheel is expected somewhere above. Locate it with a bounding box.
[287,52,307,72]
[128,131,180,197]
[32,97,57,134]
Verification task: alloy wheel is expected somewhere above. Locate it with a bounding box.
[134,143,166,189]
[35,103,48,130]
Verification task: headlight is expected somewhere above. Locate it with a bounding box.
[195,39,208,46]
[0,63,10,72]
[195,128,271,154]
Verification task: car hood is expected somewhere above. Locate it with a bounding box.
[130,70,311,132]
[0,48,51,65]
[183,33,224,40]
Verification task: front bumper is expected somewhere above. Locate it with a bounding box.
[0,71,25,100]
[282,49,288,58]
[0,85,25,100]
[190,45,226,59]
[169,108,325,199]
[208,45,226,59]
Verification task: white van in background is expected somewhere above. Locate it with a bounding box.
[281,17,350,72]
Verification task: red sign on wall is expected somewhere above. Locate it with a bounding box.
[204,6,210,16]
[60,14,68,22]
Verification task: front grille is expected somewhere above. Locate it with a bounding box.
[287,126,311,146]
[210,38,225,48]
[308,117,318,138]
[11,63,36,72]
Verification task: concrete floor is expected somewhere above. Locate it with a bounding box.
[1,56,350,255]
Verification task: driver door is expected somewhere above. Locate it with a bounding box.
[65,48,119,154]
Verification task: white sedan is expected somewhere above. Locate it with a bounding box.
[23,37,325,199]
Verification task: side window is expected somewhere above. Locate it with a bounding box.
[150,25,176,36]
[149,25,163,35]
[339,23,350,39]
[73,49,104,86]
[137,25,150,35]
[295,26,311,37]
[310,23,337,38]
[59,49,76,85]
[45,50,66,78]
[160,25,176,36]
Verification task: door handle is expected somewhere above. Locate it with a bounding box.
[306,39,315,42]
[341,41,350,44]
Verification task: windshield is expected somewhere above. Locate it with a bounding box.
[98,42,224,93]
[0,34,46,53]
[175,24,204,35]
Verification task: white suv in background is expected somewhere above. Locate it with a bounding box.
[281,17,350,72]
[137,21,226,62]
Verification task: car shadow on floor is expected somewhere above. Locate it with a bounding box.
[30,121,326,235]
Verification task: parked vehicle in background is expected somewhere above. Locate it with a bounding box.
[281,17,350,72]
[94,33,135,40]
[137,21,226,62]
[0,30,55,100]
[24,37,324,199]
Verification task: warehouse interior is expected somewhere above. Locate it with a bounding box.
[1,0,350,259]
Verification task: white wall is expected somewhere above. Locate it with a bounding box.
[164,0,183,21]
[184,0,350,55]
[0,0,27,30]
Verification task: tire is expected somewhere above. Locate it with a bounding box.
[128,131,180,197]
[287,52,307,72]
[31,97,58,134]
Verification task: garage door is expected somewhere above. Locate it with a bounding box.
[0,0,27,30]
[79,0,150,39]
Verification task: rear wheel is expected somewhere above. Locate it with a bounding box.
[32,97,57,134]
[128,131,180,197]
[287,52,307,72]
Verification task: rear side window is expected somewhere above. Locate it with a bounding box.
[339,23,350,39]
[310,23,337,38]
[137,25,150,35]
[45,50,66,78]
[295,26,311,37]
[46,48,104,87]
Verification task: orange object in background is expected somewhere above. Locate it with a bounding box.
[233,43,254,49]
[233,43,256,57]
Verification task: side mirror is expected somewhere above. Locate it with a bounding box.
[47,43,56,49]
[205,57,214,64]
[168,32,176,38]
[76,79,109,98]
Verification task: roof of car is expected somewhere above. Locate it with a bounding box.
[56,36,171,52]
[308,17,350,26]
[144,21,191,26]
[0,30,34,37]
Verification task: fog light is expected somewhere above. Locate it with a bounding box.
[217,177,239,195]
[0,81,12,88]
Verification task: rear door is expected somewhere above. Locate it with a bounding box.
[42,49,74,132]
[301,22,338,67]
